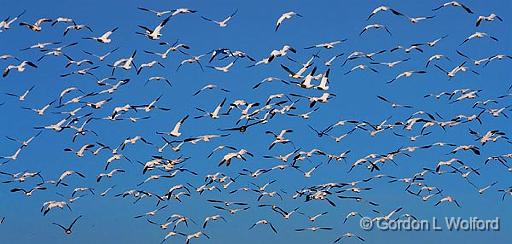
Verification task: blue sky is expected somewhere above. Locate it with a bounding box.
[0,0,511,243]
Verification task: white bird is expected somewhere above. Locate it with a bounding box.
[1,148,23,162]
[193,84,229,96]
[0,10,25,31]
[137,7,172,17]
[110,51,137,74]
[483,54,511,68]
[295,226,333,232]
[252,77,289,89]
[306,212,329,222]
[478,182,498,194]
[83,48,119,62]
[406,15,435,24]
[134,205,168,218]
[0,54,19,61]
[120,136,152,151]
[265,45,297,64]
[219,149,254,166]
[51,17,73,26]
[460,32,499,45]
[3,61,38,78]
[171,8,197,16]
[137,16,171,40]
[146,76,172,87]
[10,185,47,197]
[476,13,503,26]
[360,24,392,36]
[295,163,322,178]
[435,62,478,78]
[201,10,238,27]
[56,170,85,186]
[387,70,427,83]
[145,43,190,59]
[195,98,227,119]
[296,66,317,88]
[5,85,35,101]
[435,158,465,173]
[97,169,125,182]
[315,69,331,90]
[432,1,473,14]
[324,53,344,66]
[304,40,346,49]
[19,18,52,32]
[377,95,413,108]
[435,195,461,207]
[206,58,237,72]
[61,66,99,78]
[425,35,449,47]
[158,115,189,137]
[22,100,56,116]
[367,6,403,20]
[99,79,130,95]
[64,144,95,157]
[160,231,186,244]
[370,58,410,68]
[334,232,366,243]
[425,54,450,67]
[20,41,62,51]
[372,207,402,222]
[185,231,209,244]
[5,131,42,149]
[290,92,336,108]
[202,215,227,228]
[71,187,95,197]
[137,60,165,75]
[177,55,205,72]
[390,44,424,53]
[63,22,93,36]
[63,54,93,68]
[344,64,378,75]
[280,57,313,79]
[41,201,71,215]
[34,117,70,133]
[344,211,363,223]
[266,129,293,150]
[132,94,170,112]
[36,42,78,62]
[54,106,85,117]
[84,27,119,43]
[275,11,302,31]
[248,219,278,234]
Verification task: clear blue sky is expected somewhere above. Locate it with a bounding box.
[0,0,511,243]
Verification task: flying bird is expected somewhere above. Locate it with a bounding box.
[432,1,473,14]
[53,216,82,235]
[201,10,238,27]
[137,16,171,40]
[83,27,119,43]
[275,11,302,31]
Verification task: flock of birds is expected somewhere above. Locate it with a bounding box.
[0,1,511,243]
